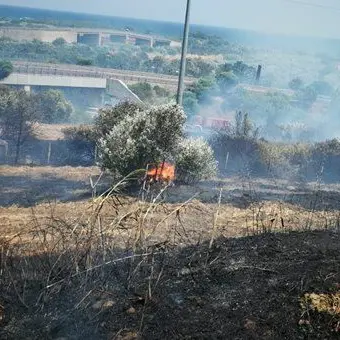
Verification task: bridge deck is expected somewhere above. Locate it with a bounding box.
[10,61,195,89]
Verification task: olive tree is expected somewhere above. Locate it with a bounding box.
[99,103,186,177]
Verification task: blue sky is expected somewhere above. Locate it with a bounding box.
[1,0,340,38]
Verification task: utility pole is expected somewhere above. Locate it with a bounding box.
[176,0,191,106]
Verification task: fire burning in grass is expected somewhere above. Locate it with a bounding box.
[146,162,175,184]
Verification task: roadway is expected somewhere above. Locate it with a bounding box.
[11,61,196,89]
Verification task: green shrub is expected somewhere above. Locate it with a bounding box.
[99,103,186,177]
[0,60,13,80]
[258,141,311,179]
[129,82,153,101]
[76,58,93,66]
[175,138,217,184]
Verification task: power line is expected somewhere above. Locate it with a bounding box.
[281,0,340,11]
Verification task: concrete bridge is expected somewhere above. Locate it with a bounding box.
[9,61,195,90]
[0,27,175,48]
[0,72,143,107]
[0,61,196,112]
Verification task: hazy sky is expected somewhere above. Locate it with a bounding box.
[2,0,340,38]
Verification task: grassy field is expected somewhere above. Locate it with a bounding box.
[0,165,339,339]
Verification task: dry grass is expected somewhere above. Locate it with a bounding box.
[1,165,340,339]
[33,123,76,141]
[0,165,101,179]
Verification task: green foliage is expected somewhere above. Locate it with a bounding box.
[186,57,217,77]
[0,87,39,162]
[52,37,67,46]
[35,90,74,123]
[188,77,217,103]
[153,85,170,98]
[216,71,239,92]
[296,86,317,109]
[183,77,217,116]
[62,125,96,143]
[187,31,244,57]
[312,138,340,156]
[129,82,153,101]
[217,61,256,83]
[183,91,199,117]
[95,102,143,138]
[0,60,13,80]
[234,111,259,139]
[69,108,94,124]
[128,83,171,104]
[289,77,304,90]
[227,88,292,128]
[76,58,93,66]
[258,141,310,176]
[175,138,217,184]
[98,103,186,177]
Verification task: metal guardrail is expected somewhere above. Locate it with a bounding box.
[12,62,195,87]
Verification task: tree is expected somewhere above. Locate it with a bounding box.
[95,102,143,138]
[151,56,166,73]
[289,77,304,91]
[52,37,67,46]
[183,91,199,117]
[99,103,186,177]
[0,87,39,163]
[153,85,170,98]
[231,61,256,82]
[35,90,74,123]
[296,86,317,109]
[188,77,217,103]
[217,61,255,83]
[0,60,13,80]
[216,71,239,92]
[129,82,153,101]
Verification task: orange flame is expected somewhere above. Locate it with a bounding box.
[146,162,175,182]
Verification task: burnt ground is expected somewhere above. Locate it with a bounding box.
[1,166,340,339]
[2,165,340,211]
[0,231,339,340]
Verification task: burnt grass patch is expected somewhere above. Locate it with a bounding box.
[1,230,339,339]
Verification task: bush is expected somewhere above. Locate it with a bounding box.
[76,58,93,66]
[99,103,186,177]
[129,82,153,101]
[0,60,13,80]
[258,141,311,179]
[175,138,217,184]
[153,85,170,98]
[52,37,67,46]
[289,77,304,90]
